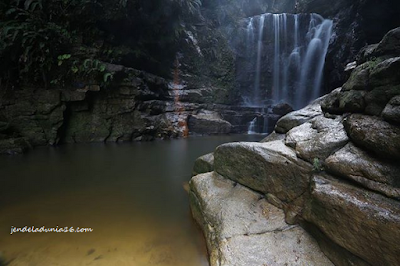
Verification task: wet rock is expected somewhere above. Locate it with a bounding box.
[0,137,31,155]
[357,44,378,63]
[342,63,370,91]
[344,114,400,160]
[271,102,293,116]
[320,88,342,114]
[214,140,312,202]
[192,152,214,176]
[338,90,366,113]
[275,98,323,134]
[364,84,400,115]
[344,61,357,73]
[369,57,400,87]
[260,132,285,143]
[285,116,349,163]
[325,143,400,199]
[374,27,400,57]
[382,95,400,124]
[188,110,231,134]
[303,175,400,266]
[322,89,366,114]
[189,172,333,266]
[302,222,372,266]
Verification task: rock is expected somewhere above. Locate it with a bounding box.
[61,89,87,102]
[214,140,312,202]
[374,27,400,57]
[338,90,366,113]
[275,98,323,134]
[303,175,400,266]
[260,132,285,143]
[325,143,400,199]
[369,57,400,87]
[302,222,372,266]
[285,116,349,163]
[189,172,333,266]
[364,84,400,115]
[192,152,214,176]
[382,95,400,124]
[344,61,357,73]
[323,89,367,114]
[320,87,342,114]
[357,44,378,63]
[0,137,31,155]
[342,63,370,91]
[188,110,231,134]
[344,114,400,160]
[271,102,293,116]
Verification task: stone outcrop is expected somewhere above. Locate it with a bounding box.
[303,175,400,266]
[192,152,214,176]
[190,28,400,266]
[1,64,292,154]
[188,110,232,135]
[325,143,400,199]
[189,172,334,266]
[214,140,312,202]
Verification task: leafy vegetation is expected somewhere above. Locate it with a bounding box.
[0,0,202,89]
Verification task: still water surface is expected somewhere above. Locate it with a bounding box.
[0,135,263,266]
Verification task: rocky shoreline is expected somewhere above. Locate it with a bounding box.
[189,28,400,266]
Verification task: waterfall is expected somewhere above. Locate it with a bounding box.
[253,14,265,107]
[241,13,333,110]
[247,118,257,134]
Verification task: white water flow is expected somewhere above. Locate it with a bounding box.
[247,117,257,134]
[253,14,266,106]
[244,13,333,109]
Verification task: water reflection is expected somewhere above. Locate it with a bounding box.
[0,135,263,266]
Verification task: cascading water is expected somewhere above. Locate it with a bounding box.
[247,117,257,135]
[241,13,333,110]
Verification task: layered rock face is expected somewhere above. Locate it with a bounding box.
[0,64,291,154]
[189,28,400,266]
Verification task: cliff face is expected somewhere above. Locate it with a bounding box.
[190,27,400,266]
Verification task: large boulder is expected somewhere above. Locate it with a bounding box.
[214,140,312,202]
[382,95,400,124]
[285,116,349,162]
[369,57,400,87]
[344,114,400,160]
[192,152,214,176]
[303,175,400,266]
[364,84,400,115]
[342,63,370,91]
[325,143,400,199]
[275,99,323,134]
[189,172,333,266]
[374,27,400,57]
[188,110,232,134]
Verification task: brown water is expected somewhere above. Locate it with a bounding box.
[0,135,263,266]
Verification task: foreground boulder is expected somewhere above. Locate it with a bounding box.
[344,114,400,160]
[192,152,214,176]
[325,143,400,199]
[303,175,400,266]
[214,140,312,202]
[189,172,334,266]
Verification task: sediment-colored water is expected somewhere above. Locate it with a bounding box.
[0,135,263,266]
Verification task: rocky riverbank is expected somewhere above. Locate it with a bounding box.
[189,27,400,266]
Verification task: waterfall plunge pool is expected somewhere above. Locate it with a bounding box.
[0,134,263,266]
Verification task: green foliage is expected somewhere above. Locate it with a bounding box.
[312,158,324,172]
[0,0,202,88]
